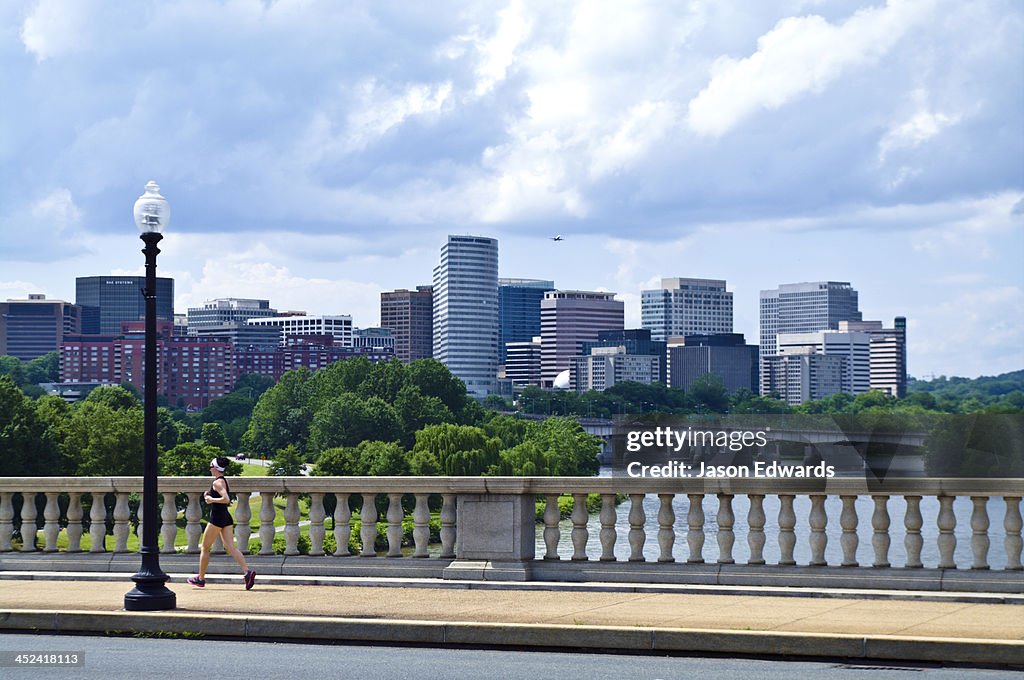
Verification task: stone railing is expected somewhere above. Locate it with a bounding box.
[0,477,1020,592]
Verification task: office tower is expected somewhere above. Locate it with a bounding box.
[432,236,499,398]
[776,330,870,396]
[571,347,661,393]
[187,298,277,331]
[667,333,759,393]
[380,286,433,363]
[759,281,861,393]
[0,295,82,361]
[76,276,174,335]
[840,317,908,397]
[762,353,846,405]
[247,314,353,347]
[505,337,542,387]
[498,279,554,365]
[540,290,624,386]
[641,277,733,342]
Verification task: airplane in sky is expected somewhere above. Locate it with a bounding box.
[550,235,563,241]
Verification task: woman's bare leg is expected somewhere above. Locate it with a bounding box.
[198,523,221,579]
[220,525,249,572]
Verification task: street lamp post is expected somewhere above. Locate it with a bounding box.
[124,181,176,611]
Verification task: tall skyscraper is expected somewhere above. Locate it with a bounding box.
[380,285,433,364]
[76,276,174,335]
[0,295,82,361]
[759,281,861,394]
[540,290,624,386]
[433,236,499,398]
[498,278,554,365]
[641,277,733,342]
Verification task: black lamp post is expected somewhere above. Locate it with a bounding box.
[124,180,176,611]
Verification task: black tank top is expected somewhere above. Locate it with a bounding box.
[209,477,233,526]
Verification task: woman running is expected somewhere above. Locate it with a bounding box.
[187,457,256,590]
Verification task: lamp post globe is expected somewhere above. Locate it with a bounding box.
[124,180,176,611]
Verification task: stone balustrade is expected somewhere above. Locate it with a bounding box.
[0,477,1020,591]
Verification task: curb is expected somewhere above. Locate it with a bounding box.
[1,609,1021,667]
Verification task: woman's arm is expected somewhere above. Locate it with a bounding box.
[206,478,232,504]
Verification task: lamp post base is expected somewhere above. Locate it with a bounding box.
[124,582,177,611]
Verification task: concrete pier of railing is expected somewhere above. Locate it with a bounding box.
[0,477,1020,592]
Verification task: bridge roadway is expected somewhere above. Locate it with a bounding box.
[0,573,1021,667]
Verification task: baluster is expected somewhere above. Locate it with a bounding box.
[160,493,177,554]
[284,493,300,555]
[571,494,589,561]
[778,495,796,565]
[66,493,83,553]
[686,494,704,564]
[937,495,957,569]
[187,492,204,554]
[970,496,990,570]
[872,495,890,568]
[599,494,617,561]
[20,492,38,552]
[440,494,456,558]
[386,493,403,558]
[717,494,735,565]
[839,495,858,567]
[112,493,130,553]
[334,493,352,556]
[309,493,325,556]
[235,492,252,554]
[413,494,430,558]
[360,493,377,557]
[43,493,61,552]
[258,493,276,555]
[89,493,107,553]
[747,494,765,565]
[808,495,827,566]
[137,502,144,551]
[904,495,923,568]
[657,494,675,563]
[543,494,560,560]
[1005,496,1022,571]
[0,492,14,551]
[627,493,645,562]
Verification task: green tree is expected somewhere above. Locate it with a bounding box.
[160,442,240,476]
[200,422,231,452]
[61,401,144,476]
[315,440,410,476]
[409,423,499,476]
[687,373,730,413]
[308,393,404,454]
[0,356,26,386]
[406,359,467,415]
[242,367,314,457]
[270,444,306,476]
[393,384,452,445]
[84,384,141,410]
[25,351,59,384]
[0,376,60,475]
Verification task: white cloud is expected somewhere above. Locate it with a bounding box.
[20,0,101,61]
[687,0,936,137]
[342,80,454,152]
[471,0,532,96]
[30,188,81,232]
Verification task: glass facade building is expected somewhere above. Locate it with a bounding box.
[498,278,554,364]
[76,276,174,335]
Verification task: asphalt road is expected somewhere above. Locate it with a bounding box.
[0,634,1016,680]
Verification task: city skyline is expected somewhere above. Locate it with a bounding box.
[1,1,1021,379]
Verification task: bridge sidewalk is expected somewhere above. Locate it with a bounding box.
[1,575,1022,667]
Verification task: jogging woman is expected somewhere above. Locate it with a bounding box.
[187,457,256,590]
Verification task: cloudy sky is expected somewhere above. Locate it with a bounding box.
[2,0,1021,379]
